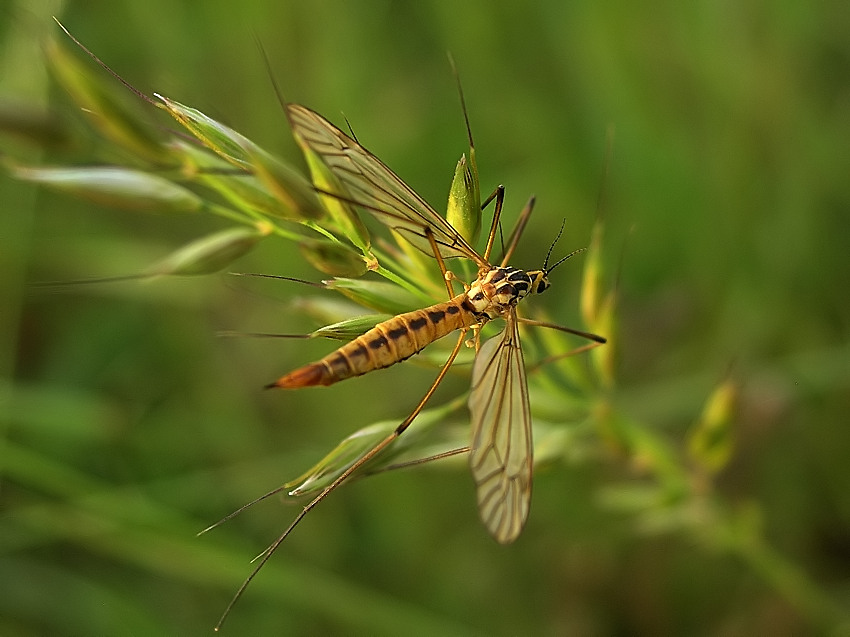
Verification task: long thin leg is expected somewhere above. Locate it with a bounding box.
[500,196,536,267]
[482,185,505,263]
[424,227,455,299]
[527,341,606,374]
[517,317,607,344]
[526,343,602,374]
[517,317,607,375]
[480,185,502,211]
[214,329,469,631]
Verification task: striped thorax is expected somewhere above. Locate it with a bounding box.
[466,266,550,320]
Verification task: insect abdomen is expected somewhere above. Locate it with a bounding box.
[269,294,477,389]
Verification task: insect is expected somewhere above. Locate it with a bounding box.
[212,101,606,629]
[45,20,605,630]
[276,101,605,537]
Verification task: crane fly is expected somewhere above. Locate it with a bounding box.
[211,102,606,630]
[43,21,605,629]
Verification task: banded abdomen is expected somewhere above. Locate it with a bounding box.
[269,293,479,389]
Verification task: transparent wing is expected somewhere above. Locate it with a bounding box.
[287,104,485,266]
[468,310,532,543]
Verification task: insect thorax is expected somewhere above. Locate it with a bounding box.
[465,266,548,319]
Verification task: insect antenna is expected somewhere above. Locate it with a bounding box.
[542,219,566,270]
[541,220,586,274]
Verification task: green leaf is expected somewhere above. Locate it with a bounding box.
[298,238,368,277]
[325,277,423,315]
[11,165,202,213]
[446,152,481,246]
[299,145,372,253]
[147,225,270,276]
[310,314,391,341]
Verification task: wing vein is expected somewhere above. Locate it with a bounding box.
[468,311,532,544]
[287,104,486,265]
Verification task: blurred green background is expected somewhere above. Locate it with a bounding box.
[2,0,849,635]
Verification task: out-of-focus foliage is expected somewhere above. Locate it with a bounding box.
[1,1,848,636]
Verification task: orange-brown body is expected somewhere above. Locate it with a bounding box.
[270,293,480,388]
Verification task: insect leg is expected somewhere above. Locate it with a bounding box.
[517,317,607,344]
[214,329,469,631]
[480,185,503,211]
[516,317,607,375]
[482,185,505,263]
[499,196,536,267]
[424,226,455,299]
[526,341,606,375]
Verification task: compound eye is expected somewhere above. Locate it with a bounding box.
[536,278,550,293]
